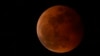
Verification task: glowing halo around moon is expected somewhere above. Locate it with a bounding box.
[36,5,84,53]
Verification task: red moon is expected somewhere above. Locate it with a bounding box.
[36,5,83,53]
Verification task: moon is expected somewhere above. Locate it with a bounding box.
[36,5,83,53]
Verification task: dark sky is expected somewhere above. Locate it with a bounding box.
[9,0,100,56]
[0,0,16,56]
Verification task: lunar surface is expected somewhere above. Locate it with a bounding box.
[36,5,83,53]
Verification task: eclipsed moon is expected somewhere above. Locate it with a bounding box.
[36,5,83,53]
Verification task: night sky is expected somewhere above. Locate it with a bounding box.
[1,0,98,56]
[1,0,16,56]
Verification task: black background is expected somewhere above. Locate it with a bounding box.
[0,0,16,56]
[1,0,98,56]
